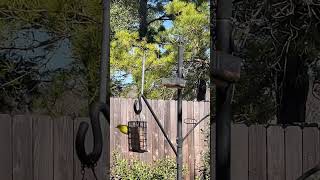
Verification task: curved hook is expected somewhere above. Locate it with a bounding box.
[75,102,109,167]
[134,96,142,115]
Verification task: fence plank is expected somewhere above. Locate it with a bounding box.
[158,100,165,159]
[113,98,121,154]
[285,126,303,180]
[231,124,248,180]
[145,98,153,163]
[0,114,12,180]
[303,127,320,172]
[33,115,53,180]
[127,98,136,160]
[54,117,73,180]
[249,125,267,180]
[182,100,189,180]
[13,115,32,180]
[193,101,201,177]
[204,101,212,180]
[164,100,171,157]
[267,126,285,180]
[110,98,115,164]
[120,98,128,158]
[187,101,195,180]
[152,100,159,161]
[169,100,177,158]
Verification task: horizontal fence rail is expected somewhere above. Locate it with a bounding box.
[0,98,319,180]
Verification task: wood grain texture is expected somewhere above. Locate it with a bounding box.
[0,114,12,180]
[248,125,267,180]
[164,100,171,157]
[231,123,248,180]
[158,100,165,159]
[187,101,195,180]
[170,100,177,158]
[13,115,33,180]
[120,98,128,157]
[285,126,303,180]
[33,115,53,180]
[54,116,73,180]
[110,98,115,164]
[302,127,320,172]
[267,126,285,180]
[152,100,159,161]
[182,100,188,180]
[145,98,153,163]
[113,98,121,154]
[193,101,201,178]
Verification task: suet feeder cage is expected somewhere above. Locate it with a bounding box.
[128,121,148,153]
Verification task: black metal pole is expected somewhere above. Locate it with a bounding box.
[210,0,233,180]
[177,43,184,180]
[101,0,110,178]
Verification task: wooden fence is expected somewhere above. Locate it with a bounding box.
[0,114,108,180]
[110,98,210,180]
[0,98,320,180]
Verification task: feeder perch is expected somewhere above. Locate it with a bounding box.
[212,52,242,84]
[161,77,186,88]
[128,121,148,153]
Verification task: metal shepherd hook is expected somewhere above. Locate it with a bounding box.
[75,0,110,179]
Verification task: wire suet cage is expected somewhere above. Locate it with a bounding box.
[128,120,148,153]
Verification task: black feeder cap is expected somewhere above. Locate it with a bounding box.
[212,52,242,87]
[161,77,186,88]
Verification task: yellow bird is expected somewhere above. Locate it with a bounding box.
[116,124,128,135]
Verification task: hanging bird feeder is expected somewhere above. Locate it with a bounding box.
[128,119,148,153]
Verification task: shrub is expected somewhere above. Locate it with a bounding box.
[111,151,187,179]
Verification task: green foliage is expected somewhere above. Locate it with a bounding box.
[111,152,188,179]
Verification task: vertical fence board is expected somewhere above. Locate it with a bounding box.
[145,98,153,163]
[187,101,195,180]
[249,125,267,180]
[231,124,248,180]
[127,98,136,160]
[170,100,177,158]
[13,115,32,180]
[182,100,189,180]
[54,117,73,180]
[164,100,171,157]
[0,114,12,180]
[33,115,53,180]
[104,101,110,179]
[158,100,165,159]
[110,98,115,164]
[285,126,303,180]
[152,100,159,161]
[303,127,320,172]
[113,98,121,153]
[267,126,285,180]
[205,101,212,179]
[120,98,128,158]
[193,101,201,177]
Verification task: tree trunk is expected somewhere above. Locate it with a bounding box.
[276,55,309,124]
[138,0,148,39]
